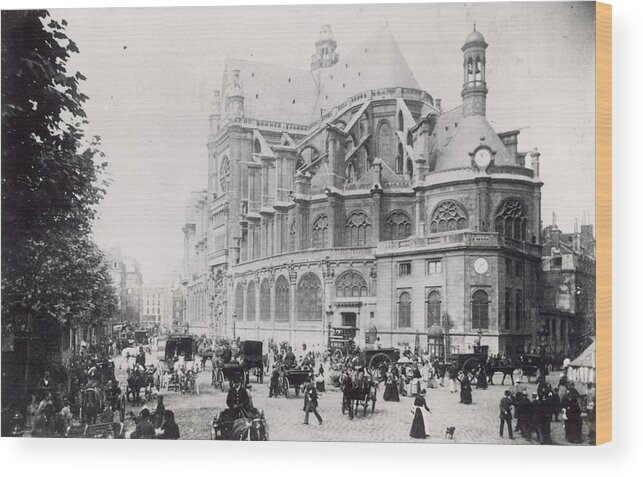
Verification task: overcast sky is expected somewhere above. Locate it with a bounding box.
[51,2,596,284]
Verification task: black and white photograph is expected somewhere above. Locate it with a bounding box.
[2,1,599,445]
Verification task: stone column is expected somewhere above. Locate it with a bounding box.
[288,268,297,344]
[372,189,382,242]
[475,176,491,231]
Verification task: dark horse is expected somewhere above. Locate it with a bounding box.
[341,370,376,419]
[486,357,516,385]
[212,412,268,440]
[79,387,103,424]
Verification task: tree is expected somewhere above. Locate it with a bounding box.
[1,10,115,332]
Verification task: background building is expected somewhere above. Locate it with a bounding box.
[182,24,550,355]
[540,216,596,356]
[141,285,172,329]
[122,256,143,326]
[104,246,127,330]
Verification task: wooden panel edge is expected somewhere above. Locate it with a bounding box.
[595,1,612,446]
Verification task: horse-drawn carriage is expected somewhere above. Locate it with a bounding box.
[328,326,401,370]
[275,367,313,398]
[211,340,264,390]
[125,364,156,402]
[211,411,268,440]
[77,380,126,424]
[340,370,377,418]
[156,334,200,395]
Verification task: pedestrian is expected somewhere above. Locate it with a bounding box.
[459,373,472,404]
[383,370,399,402]
[476,367,488,390]
[564,397,583,443]
[499,390,513,439]
[409,389,431,439]
[153,395,165,428]
[586,401,596,445]
[513,392,528,436]
[157,410,180,439]
[133,408,155,439]
[303,381,322,425]
[269,365,280,398]
[447,363,458,393]
[550,387,562,421]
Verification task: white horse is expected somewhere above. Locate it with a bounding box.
[119,347,142,369]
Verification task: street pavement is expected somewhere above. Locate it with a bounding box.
[119,360,590,445]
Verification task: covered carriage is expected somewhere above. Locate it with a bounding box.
[211,340,264,390]
[156,334,200,394]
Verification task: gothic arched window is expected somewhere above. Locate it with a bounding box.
[260,279,271,322]
[398,291,411,328]
[296,272,322,321]
[426,290,441,328]
[254,138,261,154]
[397,110,404,131]
[385,210,412,241]
[335,270,368,298]
[377,121,392,160]
[275,275,290,322]
[495,198,528,241]
[396,143,404,173]
[345,211,371,246]
[312,214,328,249]
[407,158,414,179]
[430,200,468,233]
[471,289,489,329]
[346,163,355,183]
[235,283,244,321]
[246,281,256,321]
[220,156,230,194]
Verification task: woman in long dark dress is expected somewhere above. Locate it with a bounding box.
[409,390,431,438]
[459,373,473,404]
[383,371,400,402]
[564,398,583,443]
[157,410,180,439]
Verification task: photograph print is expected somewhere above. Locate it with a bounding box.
[1,1,601,445]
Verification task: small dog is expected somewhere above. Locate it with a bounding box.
[445,427,456,439]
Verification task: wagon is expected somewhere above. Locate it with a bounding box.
[518,354,543,382]
[156,334,200,394]
[211,340,264,390]
[276,368,313,398]
[212,362,246,392]
[436,345,490,385]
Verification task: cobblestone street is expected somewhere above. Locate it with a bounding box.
[123,363,588,445]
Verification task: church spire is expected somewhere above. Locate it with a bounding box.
[311,24,339,72]
[461,25,488,117]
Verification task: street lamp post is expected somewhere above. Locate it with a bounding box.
[325,305,334,349]
[232,312,237,339]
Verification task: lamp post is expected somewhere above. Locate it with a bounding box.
[232,312,237,339]
[325,305,334,349]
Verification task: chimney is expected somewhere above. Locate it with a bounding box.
[530,147,541,177]
[498,130,520,161]
[435,98,442,112]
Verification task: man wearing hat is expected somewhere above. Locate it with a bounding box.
[499,390,514,439]
[225,379,253,419]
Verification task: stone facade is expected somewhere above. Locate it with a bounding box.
[182,25,548,356]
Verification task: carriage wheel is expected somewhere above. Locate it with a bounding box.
[462,358,482,384]
[368,353,392,371]
[283,377,290,398]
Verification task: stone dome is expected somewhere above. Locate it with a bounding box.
[463,28,486,47]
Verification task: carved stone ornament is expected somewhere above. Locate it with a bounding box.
[288,264,298,284]
[321,258,335,283]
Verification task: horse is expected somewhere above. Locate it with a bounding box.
[231,414,268,440]
[79,386,103,424]
[486,357,516,385]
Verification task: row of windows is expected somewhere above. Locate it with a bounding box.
[398,259,443,277]
[397,289,490,330]
[234,270,370,322]
[505,258,523,278]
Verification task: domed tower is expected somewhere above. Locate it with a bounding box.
[311,24,339,71]
[461,25,488,117]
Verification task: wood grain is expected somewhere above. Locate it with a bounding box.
[595,1,612,446]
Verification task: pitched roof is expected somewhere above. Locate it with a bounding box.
[315,24,422,113]
[223,57,318,124]
[429,108,515,172]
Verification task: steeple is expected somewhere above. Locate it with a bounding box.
[227,69,244,118]
[461,24,488,117]
[311,24,339,71]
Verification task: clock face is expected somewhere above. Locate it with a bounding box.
[474,148,492,168]
[474,257,489,275]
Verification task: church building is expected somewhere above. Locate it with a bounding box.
[182,24,545,356]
